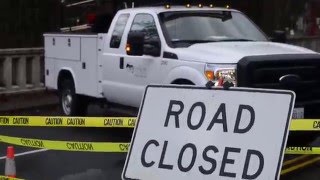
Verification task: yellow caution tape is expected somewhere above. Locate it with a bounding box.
[290,119,320,131]
[285,147,320,155]
[0,135,130,153]
[0,116,136,128]
[0,133,318,155]
[0,176,24,180]
[0,116,320,131]
[0,116,319,131]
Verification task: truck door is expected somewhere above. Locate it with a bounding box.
[101,13,163,107]
[120,13,163,107]
[100,13,131,105]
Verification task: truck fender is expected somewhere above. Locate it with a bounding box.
[57,67,78,93]
[163,66,207,85]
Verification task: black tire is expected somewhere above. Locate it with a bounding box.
[59,78,88,116]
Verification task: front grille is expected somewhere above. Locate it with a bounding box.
[237,54,320,104]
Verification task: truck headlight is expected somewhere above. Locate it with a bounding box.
[205,64,237,87]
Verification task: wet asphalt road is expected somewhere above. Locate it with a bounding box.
[0,104,134,180]
[0,104,320,180]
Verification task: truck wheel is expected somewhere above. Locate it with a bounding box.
[59,79,88,116]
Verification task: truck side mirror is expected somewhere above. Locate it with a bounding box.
[127,32,144,56]
[270,30,287,43]
[144,38,161,57]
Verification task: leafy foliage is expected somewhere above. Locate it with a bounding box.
[0,0,61,48]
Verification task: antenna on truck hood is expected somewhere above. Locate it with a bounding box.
[123,2,128,8]
[123,1,135,8]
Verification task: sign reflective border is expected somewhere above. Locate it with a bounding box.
[122,85,295,180]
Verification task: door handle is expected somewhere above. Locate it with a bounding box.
[120,57,124,69]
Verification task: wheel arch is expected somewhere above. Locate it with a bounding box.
[171,79,195,85]
[164,66,207,85]
[57,68,76,93]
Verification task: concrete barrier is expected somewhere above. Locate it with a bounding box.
[0,48,44,94]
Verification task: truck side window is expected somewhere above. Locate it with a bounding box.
[129,14,160,47]
[110,14,130,48]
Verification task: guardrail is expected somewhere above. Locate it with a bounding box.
[0,48,44,94]
[287,36,320,52]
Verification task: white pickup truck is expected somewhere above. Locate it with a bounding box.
[44,6,320,124]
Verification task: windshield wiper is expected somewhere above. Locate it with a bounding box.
[171,40,218,44]
[171,39,256,48]
[171,39,255,44]
[215,38,255,42]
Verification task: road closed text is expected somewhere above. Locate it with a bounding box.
[140,100,264,179]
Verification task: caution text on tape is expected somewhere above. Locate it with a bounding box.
[0,135,130,153]
[285,147,320,155]
[0,116,136,128]
[1,116,320,131]
[289,119,320,131]
[0,134,319,155]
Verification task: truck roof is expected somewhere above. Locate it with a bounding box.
[117,5,239,14]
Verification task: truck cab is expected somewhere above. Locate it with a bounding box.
[44,5,320,145]
[100,6,319,114]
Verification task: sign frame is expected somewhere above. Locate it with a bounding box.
[122,85,295,180]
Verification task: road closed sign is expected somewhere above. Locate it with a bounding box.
[122,85,295,180]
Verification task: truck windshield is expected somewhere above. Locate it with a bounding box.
[159,11,268,47]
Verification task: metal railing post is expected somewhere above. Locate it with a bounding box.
[17,56,27,89]
[4,56,12,90]
[32,55,41,88]
[0,48,44,94]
